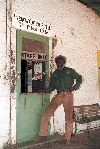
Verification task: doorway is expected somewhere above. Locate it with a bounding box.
[16,30,50,143]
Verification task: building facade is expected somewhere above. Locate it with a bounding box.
[0,0,100,148]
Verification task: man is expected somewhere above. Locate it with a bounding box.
[36,55,82,143]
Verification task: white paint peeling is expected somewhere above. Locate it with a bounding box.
[10,28,16,144]
[0,0,10,147]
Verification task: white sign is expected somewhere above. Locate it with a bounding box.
[21,51,47,61]
[12,13,52,37]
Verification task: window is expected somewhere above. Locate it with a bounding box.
[21,37,47,93]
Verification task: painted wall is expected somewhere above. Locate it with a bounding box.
[0,0,100,148]
[12,0,100,135]
[0,0,11,148]
[0,0,16,148]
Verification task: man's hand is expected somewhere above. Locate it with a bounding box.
[67,87,75,92]
[37,90,44,93]
[38,90,50,94]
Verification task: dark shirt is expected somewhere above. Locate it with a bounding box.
[45,67,82,93]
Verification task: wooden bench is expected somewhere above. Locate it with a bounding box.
[73,103,100,137]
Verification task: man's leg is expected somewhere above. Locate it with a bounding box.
[63,92,73,141]
[39,93,63,137]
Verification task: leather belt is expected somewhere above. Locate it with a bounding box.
[57,91,66,93]
[57,91,63,93]
[57,90,71,93]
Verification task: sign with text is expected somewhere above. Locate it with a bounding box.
[21,51,47,61]
[12,13,52,37]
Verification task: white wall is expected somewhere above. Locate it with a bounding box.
[95,15,100,50]
[12,0,100,139]
[0,0,11,148]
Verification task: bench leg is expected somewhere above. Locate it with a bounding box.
[86,124,90,138]
[74,121,77,136]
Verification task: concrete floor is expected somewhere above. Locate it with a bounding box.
[26,129,100,149]
[4,129,100,149]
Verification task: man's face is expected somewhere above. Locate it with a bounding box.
[56,59,65,70]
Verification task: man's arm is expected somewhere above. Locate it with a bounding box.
[72,70,82,91]
[45,73,56,92]
[40,73,56,93]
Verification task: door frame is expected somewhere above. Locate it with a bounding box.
[16,29,50,143]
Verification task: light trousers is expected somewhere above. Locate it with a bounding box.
[39,91,73,140]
